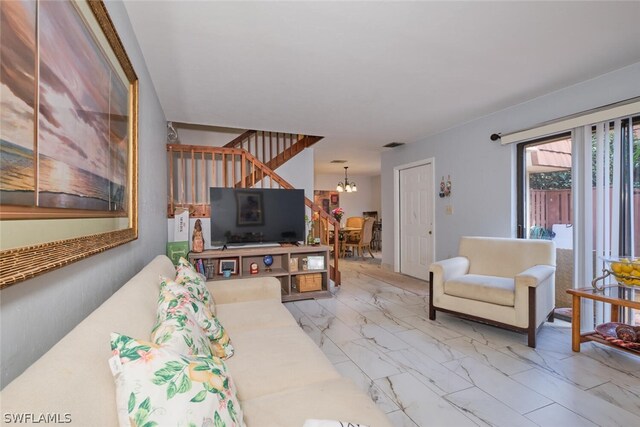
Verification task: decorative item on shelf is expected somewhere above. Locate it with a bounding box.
[296,273,323,292]
[305,212,319,245]
[302,258,309,271]
[263,255,274,272]
[595,322,640,350]
[331,207,344,223]
[593,257,640,290]
[439,175,452,198]
[249,262,259,275]
[218,258,238,276]
[191,219,204,253]
[307,256,325,270]
[336,166,357,192]
[166,241,189,266]
[289,257,299,272]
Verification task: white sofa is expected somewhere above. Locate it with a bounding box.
[1,255,392,426]
[429,236,556,348]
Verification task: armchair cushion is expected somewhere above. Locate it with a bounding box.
[444,274,515,307]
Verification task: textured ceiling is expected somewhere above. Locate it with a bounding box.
[124,1,640,175]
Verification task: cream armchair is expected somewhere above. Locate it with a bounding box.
[429,236,556,348]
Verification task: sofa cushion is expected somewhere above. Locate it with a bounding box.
[444,274,515,307]
[215,299,299,335]
[109,333,244,427]
[241,378,392,427]
[223,326,341,400]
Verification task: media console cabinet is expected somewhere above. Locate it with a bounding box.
[188,245,331,302]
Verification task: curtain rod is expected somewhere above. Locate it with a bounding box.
[493,96,640,145]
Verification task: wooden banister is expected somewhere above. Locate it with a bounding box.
[223,130,257,148]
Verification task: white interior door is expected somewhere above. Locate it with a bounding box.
[399,161,434,280]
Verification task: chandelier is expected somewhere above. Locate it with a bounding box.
[336,166,357,192]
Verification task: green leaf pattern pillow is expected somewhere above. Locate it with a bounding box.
[159,277,234,359]
[176,257,216,314]
[151,303,213,357]
[110,333,244,427]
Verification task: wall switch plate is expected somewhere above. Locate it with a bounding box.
[445,205,453,215]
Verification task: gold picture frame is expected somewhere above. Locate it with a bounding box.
[0,1,138,288]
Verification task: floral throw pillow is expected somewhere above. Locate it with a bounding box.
[109,333,245,427]
[150,302,212,357]
[159,277,234,359]
[176,257,216,314]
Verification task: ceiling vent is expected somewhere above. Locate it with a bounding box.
[330,159,348,163]
[383,142,405,148]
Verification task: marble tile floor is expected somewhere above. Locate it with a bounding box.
[284,261,640,427]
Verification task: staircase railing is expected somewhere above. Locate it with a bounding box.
[224,131,322,186]
[167,143,341,285]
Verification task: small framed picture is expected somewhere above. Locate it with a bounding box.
[218,257,239,275]
[307,256,325,270]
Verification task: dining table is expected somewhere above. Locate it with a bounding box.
[331,226,361,257]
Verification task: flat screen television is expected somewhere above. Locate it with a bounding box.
[209,188,305,246]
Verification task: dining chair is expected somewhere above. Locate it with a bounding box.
[345,216,364,229]
[343,217,375,259]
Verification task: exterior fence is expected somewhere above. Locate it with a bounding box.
[530,188,640,254]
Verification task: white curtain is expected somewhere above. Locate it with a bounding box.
[573,117,635,329]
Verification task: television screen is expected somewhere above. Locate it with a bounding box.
[210,188,305,245]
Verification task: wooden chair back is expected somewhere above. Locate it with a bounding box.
[359,217,375,245]
[346,216,364,229]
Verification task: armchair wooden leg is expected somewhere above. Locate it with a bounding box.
[428,272,436,320]
[528,328,536,348]
[527,286,537,348]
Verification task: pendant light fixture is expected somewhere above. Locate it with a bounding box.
[336,166,357,192]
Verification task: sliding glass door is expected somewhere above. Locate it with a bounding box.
[517,133,573,313]
[517,117,639,323]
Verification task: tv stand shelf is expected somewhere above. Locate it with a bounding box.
[189,245,331,302]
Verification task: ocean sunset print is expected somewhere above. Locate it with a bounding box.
[0,0,130,213]
[0,0,36,202]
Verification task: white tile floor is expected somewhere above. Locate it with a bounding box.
[284,260,640,427]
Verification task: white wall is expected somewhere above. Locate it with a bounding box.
[276,148,315,201]
[176,125,244,146]
[381,61,640,268]
[315,173,381,223]
[0,1,168,388]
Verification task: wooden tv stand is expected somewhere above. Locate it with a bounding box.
[188,245,331,302]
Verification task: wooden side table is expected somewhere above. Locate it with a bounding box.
[567,285,640,354]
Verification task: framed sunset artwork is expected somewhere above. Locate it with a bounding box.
[0,0,139,288]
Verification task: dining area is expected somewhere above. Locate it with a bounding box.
[326,213,381,259]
